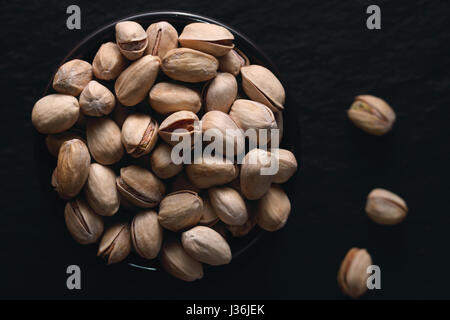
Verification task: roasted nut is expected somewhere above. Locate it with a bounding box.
[347,95,396,136]
[241,65,285,112]
[179,22,234,57]
[84,163,120,216]
[161,48,218,82]
[115,21,148,60]
[271,148,298,183]
[208,187,248,226]
[92,42,128,80]
[150,143,183,179]
[131,210,163,259]
[203,72,237,113]
[186,154,239,189]
[98,223,132,265]
[79,80,115,117]
[365,188,408,225]
[116,165,165,208]
[337,248,373,298]
[115,55,161,106]
[160,239,203,282]
[218,48,249,76]
[158,110,200,146]
[53,59,93,96]
[199,195,219,226]
[256,185,291,231]
[121,113,158,158]
[32,94,80,134]
[240,148,274,200]
[145,21,178,59]
[64,198,104,244]
[46,131,84,157]
[86,118,124,165]
[149,82,201,115]
[182,226,232,266]
[158,191,203,232]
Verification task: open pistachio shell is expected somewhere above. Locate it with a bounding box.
[115,21,148,60]
[121,113,159,158]
[145,21,178,59]
[98,223,132,265]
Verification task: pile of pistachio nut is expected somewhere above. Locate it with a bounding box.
[31,20,298,281]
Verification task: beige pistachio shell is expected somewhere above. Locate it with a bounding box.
[86,118,124,165]
[145,21,179,59]
[218,48,249,76]
[158,110,200,146]
[46,131,84,157]
[98,223,132,265]
[32,94,80,134]
[365,188,407,225]
[199,195,219,226]
[149,82,201,115]
[240,148,274,200]
[79,80,116,117]
[150,143,183,179]
[131,210,163,259]
[92,42,128,80]
[271,148,298,183]
[203,72,237,113]
[53,59,93,96]
[256,185,291,231]
[208,187,248,226]
[115,21,148,60]
[186,154,239,189]
[158,191,203,232]
[337,248,373,298]
[121,113,158,158]
[64,198,104,244]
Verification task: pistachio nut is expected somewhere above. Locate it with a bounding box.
[46,131,84,157]
[86,118,124,165]
[158,110,200,146]
[185,154,239,189]
[158,191,203,232]
[149,82,201,115]
[271,148,298,183]
[208,186,248,226]
[241,65,285,112]
[160,239,204,282]
[365,188,408,225]
[131,210,163,259]
[98,223,132,265]
[150,143,183,179]
[84,163,120,217]
[112,103,132,128]
[182,226,232,266]
[218,48,249,76]
[121,113,158,158]
[337,248,373,298]
[203,72,237,113]
[32,94,80,134]
[53,59,93,96]
[347,95,396,136]
[116,165,166,208]
[199,195,219,226]
[240,148,273,200]
[92,42,128,80]
[227,201,257,237]
[115,55,161,106]
[179,22,234,57]
[161,48,218,83]
[55,139,91,199]
[256,185,291,231]
[145,21,179,59]
[170,171,201,194]
[79,80,116,117]
[115,21,148,60]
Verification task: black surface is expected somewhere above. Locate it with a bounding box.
[1,0,450,299]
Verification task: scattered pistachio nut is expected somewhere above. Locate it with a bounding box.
[98,223,132,265]
[92,42,128,80]
[158,110,200,146]
[53,59,93,96]
[158,191,203,232]
[365,188,407,225]
[150,143,183,179]
[218,48,249,76]
[145,21,179,59]
[149,82,201,115]
[240,148,273,200]
[203,72,237,113]
[271,148,298,183]
[337,248,373,298]
[186,154,239,189]
[86,118,124,165]
[131,210,163,259]
[121,113,158,158]
[79,80,116,117]
[256,185,291,231]
[208,186,248,226]
[115,21,148,60]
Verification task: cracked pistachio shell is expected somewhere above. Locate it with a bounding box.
[208,187,248,226]
[179,22,234,57]
[131,210,163,259]
[160,239,203,282]
[149,82,201,115]
[227,201,257,237]
[241,65,285,112]
[158,110,200,146]
[186,154,239,189]
[337,248,373,298]
[365,188,407,225]
[150,143,183,179]
[86,118,123,165]
[79,80,116,117]
[115,55,161,106]
[121,113,158,158]
[145,21,178,59]
[64,198,104,244]
[203,72,237,113]
[199,195,219,226]
[98,223,131,265]
[240,148,274,200]
[46,131,84,157]
[347,95,396,136]
[158,191,203,232]
[115,21,148,60]
[55,139,91,199]
[271,148,298,183]
[84,163,120,216]
[53,59,93,96]
[32,94,80,134]
[92,42,128,80]
[182,226,231,266]
[256,185,291,231]
[116,165,165,208]
[218,48,249,76]
[161,48,218,83]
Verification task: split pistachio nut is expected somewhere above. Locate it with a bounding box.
[150,143,183,179]
[256,185,291,231]
[158,110,200,146]
[158,191,203,232]
[79,80,115,117]
[186,154,239,189]
[218,48,249,76]
[116,165,166,208]
[365,188,408,225]
[86,118,124,165]
[145,21,179,59]
[337,248,373,298]
[347,95,396,136]
[121,113,158,158]
[203,72,237,113]
[131,210,163,259]
[98,223,132,265]
[208,186,248,226]
[92,42,128,80]
[115,21,148,60]
[53,59,93,96]
[64,198,104,245]
[240,148,273,200]
[46,131,84,157]
[149,82,201,115]
[271,148,298,183]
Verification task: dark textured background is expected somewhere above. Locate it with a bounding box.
[1,0,450,299]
